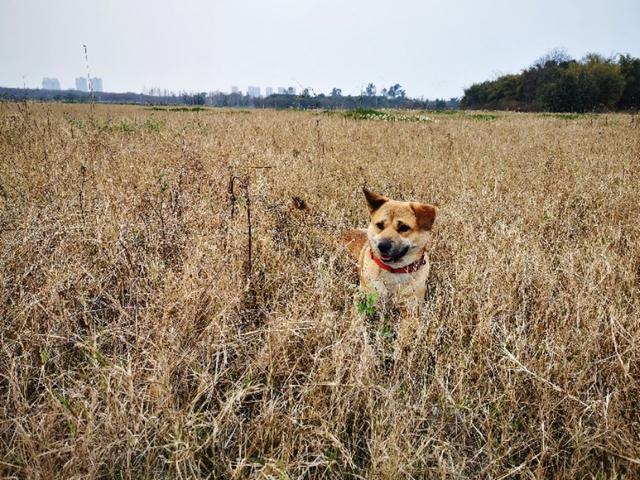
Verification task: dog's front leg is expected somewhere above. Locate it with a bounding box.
[413,284,427,303]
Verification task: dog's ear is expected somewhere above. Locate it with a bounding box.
[411,202,437,230]
[363,188,388,214]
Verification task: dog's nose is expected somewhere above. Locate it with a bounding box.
[378,240,392,255]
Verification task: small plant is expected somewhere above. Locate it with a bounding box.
[144,118,164,132]
[94,117,164,132]
[64,113,86,129]
[343,108,431,123]
[379,323,394,339]
[115,118,136,132]
[357,290,378,316]
[344,108,389,120]
[469,113,498,121]
[96,118,137,132]
[422,109,462,115]
[539,112,591,120]
[150,106,206,112]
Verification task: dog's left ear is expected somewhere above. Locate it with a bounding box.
[411,202,437,230]
[363,188,389,214]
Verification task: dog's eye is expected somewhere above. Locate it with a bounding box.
[397,224,410,233]
[375,222,385,230]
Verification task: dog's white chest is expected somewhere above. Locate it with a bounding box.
[361,249,430,303]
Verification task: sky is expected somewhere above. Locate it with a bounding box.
[1,0,639,99]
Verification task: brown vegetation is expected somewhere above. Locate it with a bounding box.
[1,103,639,478]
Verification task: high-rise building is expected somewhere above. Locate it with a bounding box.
[75,77,88,92]
[277,87,286,94]
[247,86,261,98]
[92,78,103,92]
[42,78,61,90]
[231,86,240,94]
[265,87,273,96]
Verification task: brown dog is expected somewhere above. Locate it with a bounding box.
[343,188,437,306]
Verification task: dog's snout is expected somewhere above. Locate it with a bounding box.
[378,240,392,255]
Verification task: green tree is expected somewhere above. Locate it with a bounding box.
[582,55,624,110]
[387,84,404,98]
[365,83,376,96]
[538,67,578,112]
[462,51,636,112]
[617,54,640,110]
[433,99,447,110]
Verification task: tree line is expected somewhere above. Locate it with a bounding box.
[461,50,640,112]
[0,84,460,110]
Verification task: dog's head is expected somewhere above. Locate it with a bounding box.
[363,188,437,266]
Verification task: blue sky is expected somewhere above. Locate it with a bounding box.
[1,0,638,98]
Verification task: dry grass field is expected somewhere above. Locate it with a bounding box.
[1,102,639,479]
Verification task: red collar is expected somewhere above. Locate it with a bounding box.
[370,249,426,274]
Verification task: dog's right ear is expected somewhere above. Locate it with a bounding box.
[363,188,388,214]
[411,202,437,230]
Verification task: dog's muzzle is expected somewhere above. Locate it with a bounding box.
[377,240,409,263]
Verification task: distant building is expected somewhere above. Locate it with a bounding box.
[92,77,103,92]
[231,86,240,94]
[75,77,88,92]
[42,78,61,90]
[277,87,286,94]
[247,86,261,98]
[265,87,273,96]
[75,76,102,92]
[287,86,296,95]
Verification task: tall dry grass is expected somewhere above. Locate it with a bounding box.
[1,102,639,479]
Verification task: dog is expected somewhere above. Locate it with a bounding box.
[343,188,437,307]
